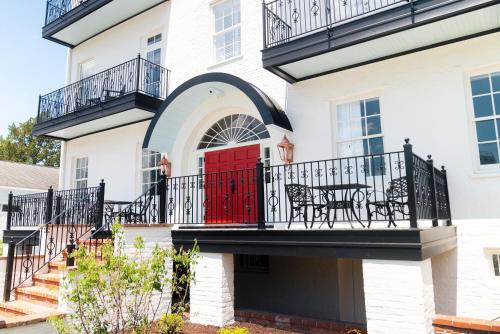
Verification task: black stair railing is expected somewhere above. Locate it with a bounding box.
[3,182,105,302]
[37,56,170,124]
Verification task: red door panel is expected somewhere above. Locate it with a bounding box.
[204,144,260,224]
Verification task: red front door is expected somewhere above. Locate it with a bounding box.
[204,144,260,224]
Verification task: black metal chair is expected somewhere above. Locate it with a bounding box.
[285,184,325,229]
[366,177,408,228]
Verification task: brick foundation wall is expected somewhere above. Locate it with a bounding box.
[433,315,500,333]
[235,309,366,334]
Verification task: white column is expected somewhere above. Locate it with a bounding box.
[190,252,234,327]
[362,259,435,334]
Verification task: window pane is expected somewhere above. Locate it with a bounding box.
[366,116,382,135]
[478,142,499,165]
[473,95,494,118]
[476,120,497,142]
[471,75,490,95]
[365,98,380,116]
[493,93,500,115]
[369,137,384,155]
[492,72,500,92]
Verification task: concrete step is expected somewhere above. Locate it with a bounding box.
[15,286,59,307]
[33,272,62,288]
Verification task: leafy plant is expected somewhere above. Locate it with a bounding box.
[157,313,184,334]
[217,326,250,334]
[53,223,198,334]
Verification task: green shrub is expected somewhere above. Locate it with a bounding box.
[217,326,250,334]
[157,313,184,334]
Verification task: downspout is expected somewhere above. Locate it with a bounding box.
[57,48,73,191]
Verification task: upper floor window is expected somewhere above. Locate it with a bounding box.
[146,33,162,65]
[78,59,94,80]
[74,157,88,189]
[470,72,500,167]
[213,0,241,63]
[141,149,161,193]
[336,97,384,175]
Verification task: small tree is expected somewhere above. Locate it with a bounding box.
[0,118,60,167]
[50,224,198,334]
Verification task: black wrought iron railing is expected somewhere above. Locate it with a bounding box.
[263,0,410,47]
[7,185,103,229]
[3,183,105,301]
[123,139,451,229]
[165,168,258,225]
[114,182,162,225]
[45,0,90,26]
[37,56,170,124]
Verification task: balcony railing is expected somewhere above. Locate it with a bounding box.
[263,0,410,48]
[37,56,170,124]
[45,0,90,26]
[121,139,452,229]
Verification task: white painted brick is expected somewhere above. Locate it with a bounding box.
[363,259,435,334]
[190,252,234,327]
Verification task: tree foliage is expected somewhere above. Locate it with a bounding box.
[0,118,60,167]
[50,224,198,334]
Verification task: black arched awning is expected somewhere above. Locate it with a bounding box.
[143,72,292,151]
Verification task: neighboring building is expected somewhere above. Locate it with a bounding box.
[0,160,59,233]
[1,0,500,333]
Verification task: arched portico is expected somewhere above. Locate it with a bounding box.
[142,72,292,155]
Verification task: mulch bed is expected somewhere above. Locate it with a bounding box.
[183,321,303,333]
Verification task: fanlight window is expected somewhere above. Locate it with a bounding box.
[198,114,270,149]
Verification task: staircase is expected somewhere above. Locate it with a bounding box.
[0,257,65,328]
[0,236,111,330]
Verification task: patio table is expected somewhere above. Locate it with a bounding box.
[312,183,371,228]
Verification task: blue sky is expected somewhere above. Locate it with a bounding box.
[0,2,66,136]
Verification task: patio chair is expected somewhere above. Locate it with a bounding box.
[285,184,325,229]
[366,177,408,228]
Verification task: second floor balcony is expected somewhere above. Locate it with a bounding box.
[43,0,168,47]
[33,56,170,140]
[262,0,500,82]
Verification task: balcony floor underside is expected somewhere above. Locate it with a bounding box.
[263,0,500,82]
[172,225,457,261]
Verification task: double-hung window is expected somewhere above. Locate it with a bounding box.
[141,149,161,193]
[336,97,384,175]
[213,0,241,63]
[470,72,500,167]
[74,157,88,189]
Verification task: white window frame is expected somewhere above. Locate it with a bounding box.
[78,58,94,80]
[141,149,162,193]
[74,157,88,189]
[466,68,500,174]
[333,96,385,158]
[211,0,241,64]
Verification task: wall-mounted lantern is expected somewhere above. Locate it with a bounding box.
[277,135,294,164]
[158,155,172,177]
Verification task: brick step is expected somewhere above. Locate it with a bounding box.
[33,272,62,288]
[48,261,67,273]
[15,286,59,307]
[0,300,64,329]
[0,300,59,316]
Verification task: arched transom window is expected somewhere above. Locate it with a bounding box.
[197,114,270,149]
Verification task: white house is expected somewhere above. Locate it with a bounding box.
[1,0,500,333]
